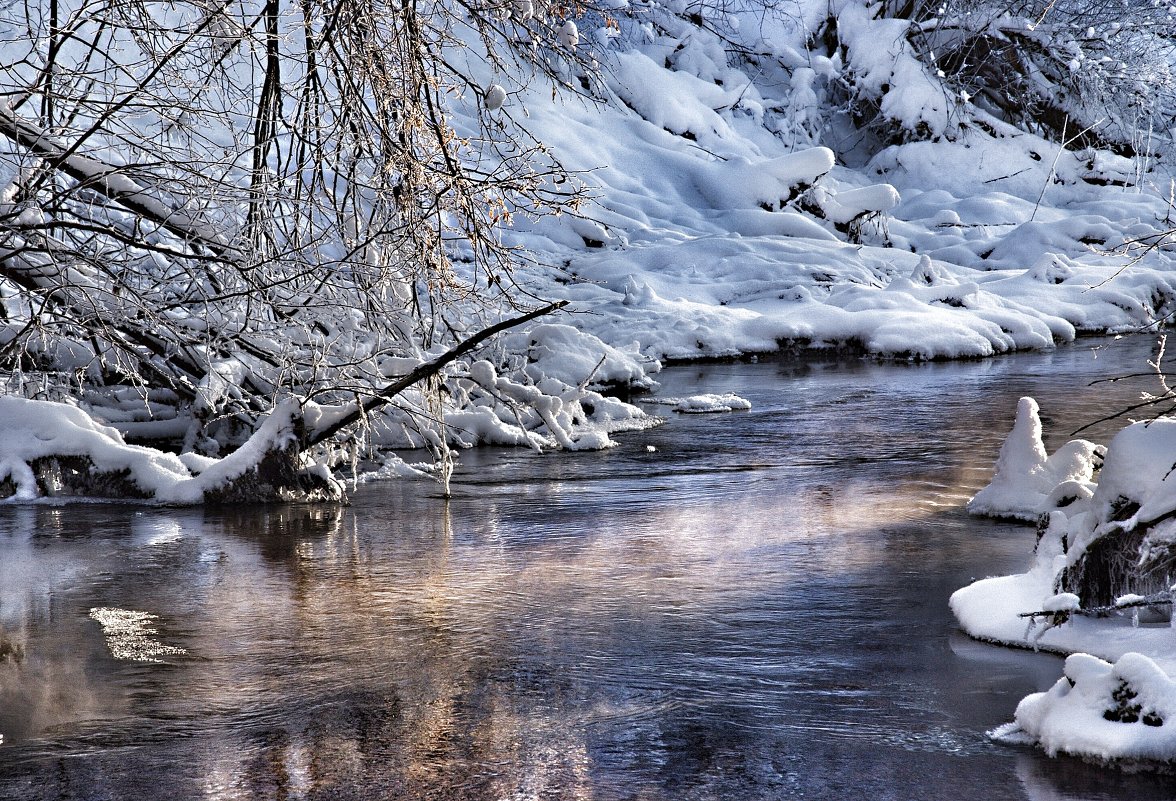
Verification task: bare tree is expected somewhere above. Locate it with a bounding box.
[0,0,599,457]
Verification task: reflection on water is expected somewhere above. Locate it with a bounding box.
[88,608,187,662]
[1,336,1175,800]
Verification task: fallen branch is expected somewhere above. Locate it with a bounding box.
[305,300,569,447]
[1019,590,1174,620]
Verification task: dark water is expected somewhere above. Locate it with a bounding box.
[1,336,1175,800]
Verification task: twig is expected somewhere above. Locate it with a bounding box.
[1019,590,1173,620]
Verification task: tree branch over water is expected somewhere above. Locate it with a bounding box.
[306,300,569,448]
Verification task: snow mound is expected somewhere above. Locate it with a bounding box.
[1009,652,1176,765]
[504,323,660,390]
[966,397,1104,521]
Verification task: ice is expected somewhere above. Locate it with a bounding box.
[645,393,752,413]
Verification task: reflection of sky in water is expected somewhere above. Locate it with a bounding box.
[0,337,1175,800]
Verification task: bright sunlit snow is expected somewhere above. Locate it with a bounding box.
[953,400,1176,767]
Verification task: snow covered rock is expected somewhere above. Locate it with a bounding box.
[966,397,1104,521]
[1001,652,1176,765]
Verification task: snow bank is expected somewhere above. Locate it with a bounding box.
[0,396,191,501]
[953,399,1176,766]
[0,397,340,503]
[9,0,1176,495]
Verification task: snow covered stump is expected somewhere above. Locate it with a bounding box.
[966,397,1104,522]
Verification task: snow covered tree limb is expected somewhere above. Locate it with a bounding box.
[0,107,239,259]
[306,300,569,447]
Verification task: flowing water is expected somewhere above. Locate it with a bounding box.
[1,335,1175,800]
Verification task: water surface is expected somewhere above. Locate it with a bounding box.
[1,335,1174,800]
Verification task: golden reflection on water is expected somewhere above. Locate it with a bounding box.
[148,469,968,799]
[4,338,1172,799]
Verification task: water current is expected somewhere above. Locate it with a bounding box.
[1,335,1175,800]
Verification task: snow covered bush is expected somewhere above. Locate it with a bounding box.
[0,0,662,496]
[893,0,1176,158]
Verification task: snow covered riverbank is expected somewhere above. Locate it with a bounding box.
[952,394,1176,769]
[466,1,1176,365]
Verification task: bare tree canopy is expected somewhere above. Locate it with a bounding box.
[0,0,598,464]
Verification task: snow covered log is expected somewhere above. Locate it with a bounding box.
[0,397,342,504]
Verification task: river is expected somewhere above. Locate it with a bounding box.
[1,335,1174,800]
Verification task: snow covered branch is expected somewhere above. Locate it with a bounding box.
[306,300,569,447]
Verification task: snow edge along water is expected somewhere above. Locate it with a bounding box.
[953,395,1176,769]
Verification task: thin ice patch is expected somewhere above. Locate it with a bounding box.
[89,607,187,662]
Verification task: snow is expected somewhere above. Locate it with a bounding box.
[4,1,1176,406]
[484,84,507,111]
[1002,652,1176,764]
[952,399,1176,767]
[89,608,187,663]
[460,9,1176,370]
[0,396,336,504]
